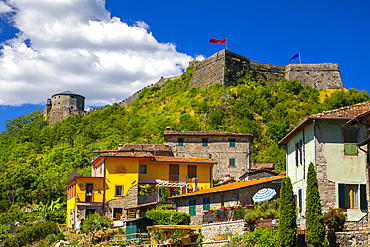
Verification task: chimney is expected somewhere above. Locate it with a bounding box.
[224,174,230,181]
[192,177,198,192]
[118,144,123,150]
[166,126,171,131]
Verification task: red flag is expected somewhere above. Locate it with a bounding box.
[209,38,226,43]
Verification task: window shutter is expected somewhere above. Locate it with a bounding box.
[360,184,367,211]
[350,144,358,155]
[203,198,210,211]
[338,183,346,209]
[189,199,196,216]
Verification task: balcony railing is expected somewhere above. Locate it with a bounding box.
[76,192,103,203]
[138,192,158,205]
[139,174,188,183]
[203,207,246,224]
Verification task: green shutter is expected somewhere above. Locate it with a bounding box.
[229,139,235,147]
[203,198,210,211]
[338,183,346,209]
[360,184,367,211]
[189,199,196,216]
[229,158,235,167]
[344,143,358,155]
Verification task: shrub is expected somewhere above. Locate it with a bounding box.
[145,209,190,225]
[226,227,277,247]
[323,207,347,232]
[3,221,57,247]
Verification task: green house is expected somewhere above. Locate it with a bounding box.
[126,217,154,240]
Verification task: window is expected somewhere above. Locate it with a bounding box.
[202,138,208,147]
[140,165,147,174]
[229,139,236,147]
[113,208,123,220]
[229,158,235,167]
[189,199,196,216]
[343,128,358,156]
[295,140,303,166]
[298,189,302,213]
[203,198,210,211]
[115,185,123,196]
[178,138,184,146]
[338,184,367,211]
[187,165,197,179]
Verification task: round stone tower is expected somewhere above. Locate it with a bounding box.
[44,90,85,124]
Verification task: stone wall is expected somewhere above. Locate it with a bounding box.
[165,135,252,180]
[174,180,281,225]
[250,62,285,83]
[76,205,103,220]
[344,213,369,231]
[331,231,370,247]
[316,138,336,212]
[104,185,138,219]
[202,220,245,242]
[286,63,343,89]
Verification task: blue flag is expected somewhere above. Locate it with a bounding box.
[289,53,300,63]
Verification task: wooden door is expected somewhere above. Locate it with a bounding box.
[85,183,93,202]
[169,164,179,181]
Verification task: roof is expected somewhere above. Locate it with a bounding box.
[215,177,237,186]
[279,101,370,144]
[65,176,103,186]
[239,169,279,179]
[170,175,284,199]
[124,202,157,210]
[357,136,370,147]
[251,163,274,170]
[94,144,171,154]
[153,156,216,164]
[163,130,253,138]
[346,110,370,127]
[52,90,85,98]
[125,217,154,223]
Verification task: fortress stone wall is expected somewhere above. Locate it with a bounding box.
[189,49,343,89]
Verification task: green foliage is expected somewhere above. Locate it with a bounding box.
[3,221,57,247]
[323,207,347,232]
[139,184,153,196]
[145,209,190,225]
[1,62,369,206]
[244,199,279,224]
[80,213,112,234]
[158,186,169,203]
[305,162,328,247]
[226,227,277,247]
[277,177,297,247]
[33,197,66,223]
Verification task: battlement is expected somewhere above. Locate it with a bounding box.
[189,49,343,89]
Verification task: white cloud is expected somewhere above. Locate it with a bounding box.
[0,1,13,14]
[0,0,194,107]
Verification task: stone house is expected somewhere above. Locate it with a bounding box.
[279,101,370,230]
[65,143,216,228]
[171,175,283,225]
[163,130,253,180]
[239,163,278,181]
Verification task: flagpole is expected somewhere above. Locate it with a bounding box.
[299,52,301,64]
[226,37,227,50]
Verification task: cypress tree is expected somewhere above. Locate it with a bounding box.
[305,162,328,247]
[277,177,297,247]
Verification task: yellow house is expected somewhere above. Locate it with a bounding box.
[66,144,216,227]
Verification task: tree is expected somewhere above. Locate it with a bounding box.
[305,162,328,247]
[277,177,297,247]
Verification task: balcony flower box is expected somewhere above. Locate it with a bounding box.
[235,205,241,209]
[208,209,213,214]
[214,209,220,213]
[228,206,235,210]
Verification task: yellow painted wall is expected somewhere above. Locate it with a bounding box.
[66,182,76,227]
[75,178,104,203]
[104,158,139,203]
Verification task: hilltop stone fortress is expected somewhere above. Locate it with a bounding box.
[44,49,343,123]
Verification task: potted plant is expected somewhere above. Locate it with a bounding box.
[229,205,235,210]
[235,204,241,209]
[221,206,227,212]
[207,209,213,214]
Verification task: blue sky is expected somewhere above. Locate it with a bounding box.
[0,0,369,132]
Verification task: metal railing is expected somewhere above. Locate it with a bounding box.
[76,192,103,203]
[203,207,245,224]
[138,193,158,205]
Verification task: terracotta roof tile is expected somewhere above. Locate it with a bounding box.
[94,144,171,154]
[310,101,370,119]
[153,156,217,164]
[163,130,253,137]
[251,163,274,169]
[170,175,284,198]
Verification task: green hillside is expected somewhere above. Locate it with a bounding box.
[0,63,369,207]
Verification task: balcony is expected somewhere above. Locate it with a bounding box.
[139,174,188,184]
[203,207,246,224]
[138,192,158,205]
[76,192,103,206]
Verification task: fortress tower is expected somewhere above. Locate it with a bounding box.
[44,90,85,124]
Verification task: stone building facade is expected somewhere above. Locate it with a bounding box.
[44,90,85,124]
[279,101,370,230]
[171,176,283,225]
[163,130,253,180]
